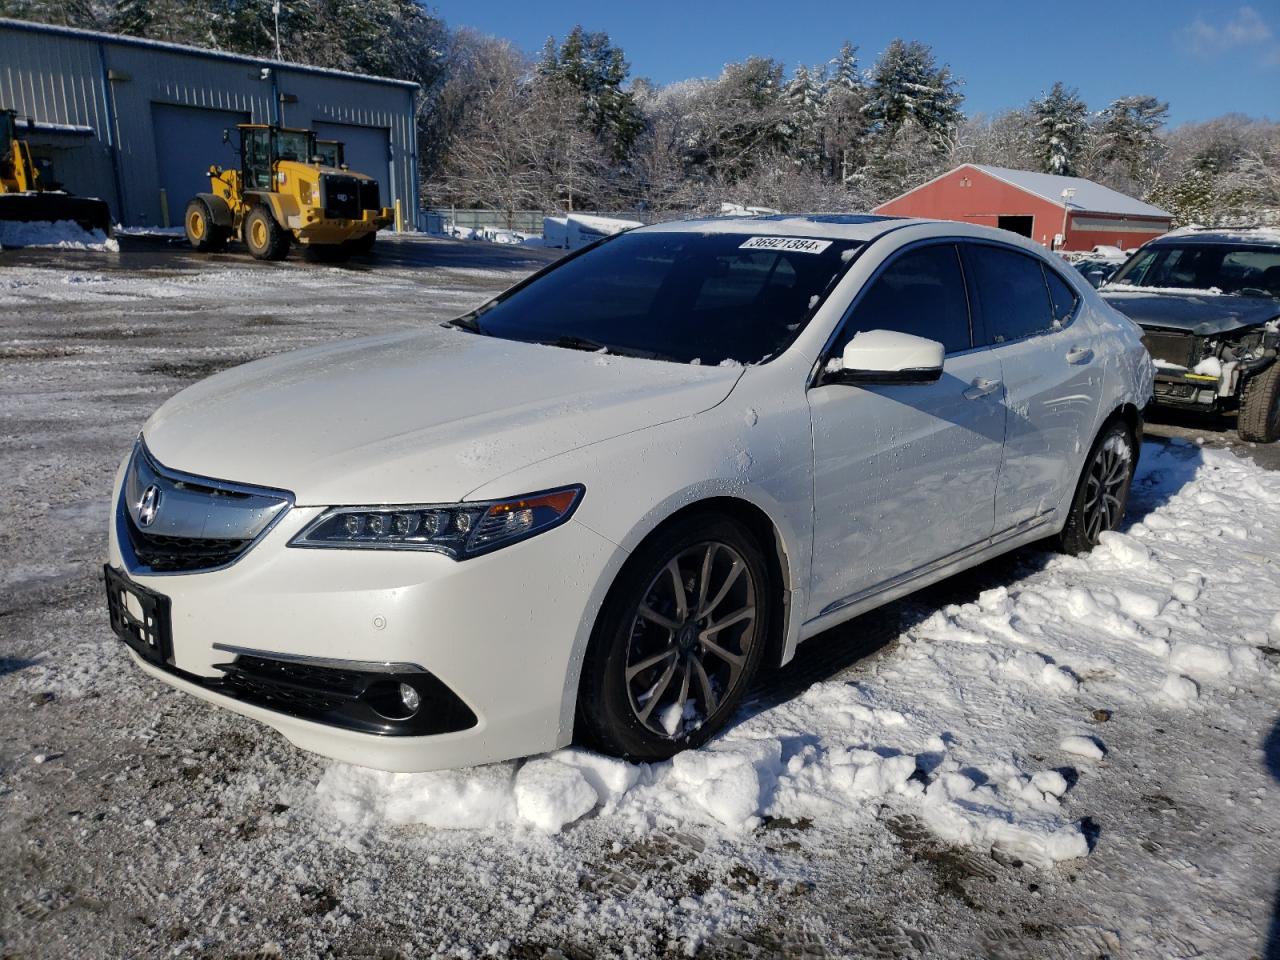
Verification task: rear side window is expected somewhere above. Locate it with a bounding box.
[967,244,1055,343]
[1043,266,1079,325]
[832,243,972,356]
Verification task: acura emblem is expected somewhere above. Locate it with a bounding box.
[137,484,162,528]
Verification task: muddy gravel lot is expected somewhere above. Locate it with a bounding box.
[2,235,1279,960]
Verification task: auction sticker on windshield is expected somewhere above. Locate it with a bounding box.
[739,236,832,254]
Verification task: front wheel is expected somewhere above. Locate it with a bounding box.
[1238,362,1280,443]
[184,198,228,252]
[576,515,772,761]
[1056,420,1137,555]
[242,206,291,261]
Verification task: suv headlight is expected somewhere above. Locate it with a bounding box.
[288,486,584,560]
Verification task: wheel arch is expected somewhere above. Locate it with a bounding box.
[193,192,232,227]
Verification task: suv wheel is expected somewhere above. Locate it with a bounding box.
[576,515,771,761]
[1057,420,1137,555]
[1239,362,1280,443]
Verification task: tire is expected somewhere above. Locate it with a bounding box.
[242,206,291,261]
[1238,362,1280,443]
[1056,419,1138,555]
[576,514,772,761]
[184,198,228,253]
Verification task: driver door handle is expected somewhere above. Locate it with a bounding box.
[963,377,1002,400]
[1066,346,1094,365]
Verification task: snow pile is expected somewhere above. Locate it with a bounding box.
[0,219,118,251]
[539,213,643,250]
[312,439,1280,870]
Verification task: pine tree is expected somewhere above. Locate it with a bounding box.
[822,40,867,182]
[539,26,643,162]
[783,63,823,169]
[1031,81,1087,176]
[863,39,962,146]
[1093,94,1169,182]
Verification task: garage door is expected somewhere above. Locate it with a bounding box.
[151,103,248,226]
[312,121,391,203]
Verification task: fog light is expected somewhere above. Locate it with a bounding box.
[398,682,421,714]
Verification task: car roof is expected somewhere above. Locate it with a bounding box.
[1149,227,1280,247]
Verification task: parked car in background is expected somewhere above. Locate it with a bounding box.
[1072,257,1124,288]
[105,215,1153,772]
[1101,228,1280,441]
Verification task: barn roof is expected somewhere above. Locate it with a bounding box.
[968,165,1171,219]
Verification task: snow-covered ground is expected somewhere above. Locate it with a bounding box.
[2,237,1279,958]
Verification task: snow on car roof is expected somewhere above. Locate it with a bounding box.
[635,214,905,241]
[1156,226,1280,246]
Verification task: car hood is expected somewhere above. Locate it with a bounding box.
[142,327,743,505]
[1100,289,1280,336]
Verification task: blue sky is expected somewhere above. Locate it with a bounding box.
[426,1,1279,126]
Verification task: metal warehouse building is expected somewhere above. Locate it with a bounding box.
[875,163,1173,252]
[0,17,419,228]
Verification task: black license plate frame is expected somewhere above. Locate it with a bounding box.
[104,564,174,667]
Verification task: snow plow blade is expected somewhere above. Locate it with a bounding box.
[0,192,113,236]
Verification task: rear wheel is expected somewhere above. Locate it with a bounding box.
[1238,362,1280,443]
[184,198,228,252]
[243,206,291,261]
[1056,419,1137,555]
[576,514,771,760]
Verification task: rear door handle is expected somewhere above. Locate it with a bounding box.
[963,377,1002,400]
[1066,346,1094,365]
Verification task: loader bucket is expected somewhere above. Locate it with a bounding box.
[0,192,113,243]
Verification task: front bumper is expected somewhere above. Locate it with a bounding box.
[107,481,625,772]
[293,207,393,244]
[1151,370,1224,409]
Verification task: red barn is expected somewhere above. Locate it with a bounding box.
[874,164,1172,252]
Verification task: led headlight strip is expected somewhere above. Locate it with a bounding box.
[288,485,584,560]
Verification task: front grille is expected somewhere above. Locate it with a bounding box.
[124,520,250,572]
[1142,329,1198,369]
[320,174,361,219]
[357,179,379,212]
[116,441,292,576]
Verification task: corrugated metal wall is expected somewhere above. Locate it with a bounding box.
[0,18,419,227]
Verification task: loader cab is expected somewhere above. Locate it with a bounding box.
[238,124,317,190]
[315,139,345,169]
[1,110,15,153]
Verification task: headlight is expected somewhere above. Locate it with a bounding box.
[288,486,584,560]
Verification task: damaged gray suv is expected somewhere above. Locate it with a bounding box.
[1101,228,1280,442]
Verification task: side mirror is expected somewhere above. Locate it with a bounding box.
[825,329,945,385]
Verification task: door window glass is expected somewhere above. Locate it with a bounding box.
[831,243,972,356]
[1043,266,1080,325]
[968,244,1056,343]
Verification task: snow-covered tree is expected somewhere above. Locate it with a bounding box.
[863,39,962,146]
[539,26,643,162]
[1090,94,1169,188]
[1031,81,1088,176]
[783,63,824,169]
[821,41,868,182]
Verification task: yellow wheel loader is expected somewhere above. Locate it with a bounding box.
[185,123,392,261]
[1,108,113,240]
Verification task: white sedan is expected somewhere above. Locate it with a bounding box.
[104,215,1153,771]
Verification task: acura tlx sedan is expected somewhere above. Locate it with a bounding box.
[105,215,1154,771]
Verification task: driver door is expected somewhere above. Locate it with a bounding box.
[806,241,1007,621]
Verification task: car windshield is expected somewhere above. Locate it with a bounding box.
[455,230,863,365]
[1108,242,1280,297]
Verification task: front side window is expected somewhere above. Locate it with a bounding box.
[830,243,972,357]
[967,244,1056,343]
[458,231,863,365]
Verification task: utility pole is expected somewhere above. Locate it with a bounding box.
[272,0,282,60]
[1059,187,1076,251]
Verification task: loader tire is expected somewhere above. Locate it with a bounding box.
[185,198,228,253]
[1238,361,1280,443]
[243,206,291,261]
